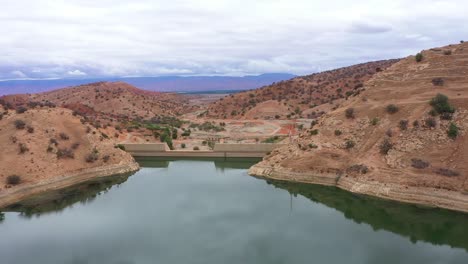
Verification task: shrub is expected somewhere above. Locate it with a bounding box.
[16,106,27,114]
[425,117,437,128]
[193,146,200,151]
[411,159,430,169]
[334,130,342,136]
[6,175,21,185]
[14,119,26,129]
[85,149,99,163]
[431,78,444,86]
[181,143,186,149]
[413,120,420,128]
[386,129,393,137]
[50,138,58,146]
[434,168,459,177]
[386,104,399,114]
[71,143,80,150]
[57,148,75,159]
[399,120,409,130]
[18,143,29,154]
[443,50,452,55]
[115,144,126,151]
[308,143,318,149]
[430,94,455,114]
[27,126,34,133]
[59,132,70,140]
[345,140,355,149]
[447,122,459,139]
[370,117,379,126]
[415,52,423,62]
[440,112,453,120]
[345,108,355,119]
[379,138,393,154]
[310,129,319,135]
[103,155,110,163]
[347,164,369,174]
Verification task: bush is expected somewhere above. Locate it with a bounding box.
[413,120,420,128]
[103,155,110,163]
[115,144,126,151]
[14,119,26,129]
[434,168,459,177]
[425,117,437,128]
[370,117,379,126]
[415,52,423,62]
[181,143,186,149]
[399,120,409,130]
[345,140,355,149]
[310,129,319,135]
[71,142,80,150]
[347,164,369,174]
[50,138,58,146]
[308,143,318,149]
[193,146,200,151]
[85,149,99,163]
[18,143,29,154]
[440,112,453,120]
[16,106,27,114]
[57,148,75,159]
[345,108,355,119]
[6,175,21,185]
[334,130,342,136]
[379,138,393,154]
[430,94,455,114]
[386,129,393,137]
[59,132,70,140]
[386,104,399,114]
[411,159,430,169]
[447,122,459,139]
[431,78,444,86]
[443,50,452,55]
[26,126,34,133]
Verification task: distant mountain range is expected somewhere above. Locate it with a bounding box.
[0,73,296,95]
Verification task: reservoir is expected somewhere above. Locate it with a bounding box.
[1,159,467,264]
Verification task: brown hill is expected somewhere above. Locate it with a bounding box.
[0,81,195,125]
[206,59,399,119]
[250,42,468,212]
[0,105,139,206]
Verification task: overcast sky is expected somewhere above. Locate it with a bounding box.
[1,0,467,80]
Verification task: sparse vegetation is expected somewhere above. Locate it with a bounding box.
[447,122,459,139]
[411,159,430,169]
[59,132,70,140]
[434,168,460,177]
[16,106,27,114]
[399,120,409,130]
[334,130,342,136]
[379,138,393,155]
[415,52,423,62]
[262,136,282,143]
[430,94,455,114]
[370,117,379,126]
[6,175,21,185]
[57,148,75,159]
[347,164,369,174]
[386,104,399,114]
[310,129,319,136]
[425,117,437,128]
[14,119,26,129]
[85,148,99,163]
[345,140,355,149]
[345,108,355,119]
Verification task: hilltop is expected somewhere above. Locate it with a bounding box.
[0,81,195,125]
[0,104,139,207]
[250,42,468,212]
[206,60,399,119]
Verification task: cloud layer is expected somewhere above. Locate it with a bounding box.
[1,0,467,79]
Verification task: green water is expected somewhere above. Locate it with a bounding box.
[0,159,467,264]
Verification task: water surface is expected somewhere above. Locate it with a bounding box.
[1,159,467,264]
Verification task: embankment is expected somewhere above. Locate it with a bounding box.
[0,162,139,208]
[249,165,468,213]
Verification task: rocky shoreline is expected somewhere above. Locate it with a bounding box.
[0,161,140,209]
[249,164,468,213]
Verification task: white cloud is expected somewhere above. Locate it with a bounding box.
[67,69,87,76]
[1,0,467,79]
[10,70,28,78]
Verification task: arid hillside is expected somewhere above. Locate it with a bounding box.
[0,81,196,125]
[250,42,468,212]
[206,59,399,119]
[0,105,138,198]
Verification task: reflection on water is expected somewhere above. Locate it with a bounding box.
[263,179,468,251]
[1,173,133,219]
